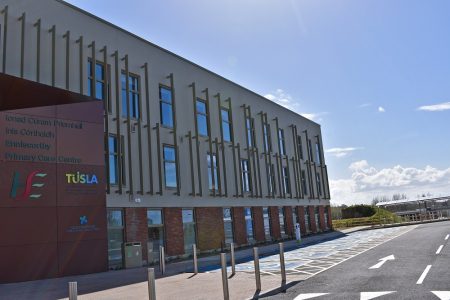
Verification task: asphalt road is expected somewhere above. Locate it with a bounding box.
[267,221,450,300]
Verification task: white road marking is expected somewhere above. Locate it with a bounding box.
[431,291,450,300]
[369,255,395,269]
[294,293,329,300]
[416,265,432,284]
[436,245,444,255]
[445,234,449,241]
[360,291,396,300]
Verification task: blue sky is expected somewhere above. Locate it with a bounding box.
[65,0,450,204]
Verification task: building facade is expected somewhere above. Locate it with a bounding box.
[0,0,332,270]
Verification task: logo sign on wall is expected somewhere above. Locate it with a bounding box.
[10,171,47,200]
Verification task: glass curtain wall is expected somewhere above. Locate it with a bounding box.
[147,209,164,265]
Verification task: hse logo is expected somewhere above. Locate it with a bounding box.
[80,215,88,225]
[10,171,47,200]
[65,172,98,185]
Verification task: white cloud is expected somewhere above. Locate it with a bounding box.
[264,89,327,122]
[325,147,363,158]
[417,102,450,112]
[359,103,372,108]
[330,160,450,205]
[378,106,385,113]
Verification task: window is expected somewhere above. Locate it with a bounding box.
[245,118,254,147]
[107,209,124,269]
[221,109,232,142]
[279,207,286,236]
[297,136,304,160]
[304,207,311,232]
[314,206,320,231]
[268,164,276,195]
[163,145,177,188]
[241,159,251,192]
[108,135,125,185]
[182,209,196,254]
[324,208,329,230]
[308,139,314,162]
[87,60,106,100]
[223,208,234,245]
[278,128,286,156]
[315,142,322,165]
[207,153,218,191]
[282,166,291,194]
[263,124,272,152]
[316,173,322,196]
[147,209,164,264]
[160,86,173,128]
[244,207,254,241]
[301,170,308,195]
[263,207,271,241]
[196,99,209,136]
[121,73,140,119]
[292,206,299,233]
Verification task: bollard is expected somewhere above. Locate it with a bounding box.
[279,243,286,286]
[220,253,230,300]
[193,244,198,275]
[68,282,77,300]
[230,242,236,276]
[159,246,166,275]
[253,247,261,291]
[147,268,156,300]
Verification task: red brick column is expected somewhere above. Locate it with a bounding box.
[124,207,148,262]
[269,207,281,240]
[163,208,184,256]
[308,206,317,233]
[297,206,307,235]
[327,206,333,229]
[319,206,326,232]
[232,207,247,246]
[252,207,265,242]
[284,206,294,237]
[196,207,224,251]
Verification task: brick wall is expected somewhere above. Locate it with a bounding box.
[196,207,224,251]
[308,206,317,233]
[296,206,307,235]
[269,206,281,240]
[124,207,148,263]
[327,206,333,230]
[232,207,247,246]
[252,207,265,242]
[319,206,326,232]
[163,208,184,256]
[284,206,294,237]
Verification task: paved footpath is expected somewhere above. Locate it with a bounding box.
[0,224,419,300]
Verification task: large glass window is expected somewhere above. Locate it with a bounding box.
[278,128,286,156]
[316,173,322,196]
[182,209,196,254]
[263,207,271,241]
[221,109,232,142]
[304,207,311,232]
[121,73,140,119]
[163,145,177,188]
[107,209,124,269]
[315,142,322,165]
[279,207,286,236]
[268,164,276,195]
[292,206,299,233]
[87,60,106,100]
[308,139,314,162]
[147,209,164,264]
[108,135,125,185]
[244,207,254,241]
[241,159,251,192]
[301,170,308,195]
[196,99,209,136]
[223,208,234,245]
[297,136,304,160]
[160,86,173,128]
[263,124,272,152]
[246,118,254,147]
[324,208,329,230]
[314,206,320,231]
[207,153,218,191]
[282,166,291,194]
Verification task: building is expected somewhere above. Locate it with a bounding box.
[0,0,332,280]
[377,196,450,221]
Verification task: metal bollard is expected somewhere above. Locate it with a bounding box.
[193,244,198,274]
[230,242,236,276]
[68,282,77,300]
[220,253,230,300]
[279,243,286,285]
[147,268,156,300]
[159,246,165,275]
[253,247,261,291]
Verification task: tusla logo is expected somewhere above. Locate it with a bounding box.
[10,171,47,200]
[65,172,98,185]
[80,215,88,225]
